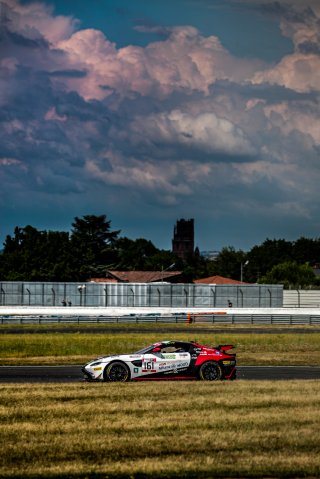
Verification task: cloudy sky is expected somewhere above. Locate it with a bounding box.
[1,0,320,252]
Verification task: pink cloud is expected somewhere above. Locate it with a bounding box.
[3,0,78,44]
[57,25,262,101]
[252,2,320,92]
[44,107,67,122]
[253,53,320,92]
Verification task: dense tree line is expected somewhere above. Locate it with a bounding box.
[0,215,181,282]
[0,214,319,288]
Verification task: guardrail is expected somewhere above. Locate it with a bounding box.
[1,313,320,325]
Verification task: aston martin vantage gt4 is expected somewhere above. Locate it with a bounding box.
[82,340,236,382]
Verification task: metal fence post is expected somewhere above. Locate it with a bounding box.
[259,286,261,308]
[26,288,31,306]
[240,289,244,307]
[104,287,108,307]
[0,287,5,306]
[51,288,56,306]
[268,288,272,307]
[184,288,188,307]
[211,288,216,307]
[130,288,134,307]
[42,284,45,306]
[20,282,24,306]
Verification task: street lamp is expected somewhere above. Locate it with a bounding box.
[161,263,176,282]
[78,284,86,306]
[240,260,249,282]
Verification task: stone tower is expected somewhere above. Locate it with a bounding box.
[172,218,194,259]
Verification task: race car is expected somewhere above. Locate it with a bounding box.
[82,340,236,382]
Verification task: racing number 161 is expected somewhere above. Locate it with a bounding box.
[143,361,155,370]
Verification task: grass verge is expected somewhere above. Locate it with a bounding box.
[1,322,319,330]
[0,330,319,365]
[0,381,319,478]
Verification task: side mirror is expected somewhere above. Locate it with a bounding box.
[152,347,161,353]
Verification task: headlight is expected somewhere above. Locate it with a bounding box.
[90,361,103,367]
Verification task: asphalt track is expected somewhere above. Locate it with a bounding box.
[0,365,319,382]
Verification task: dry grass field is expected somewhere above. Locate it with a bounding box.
[0,380,319,478]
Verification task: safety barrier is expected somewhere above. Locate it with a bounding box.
[0,281,283,308]
[1,312,320,325]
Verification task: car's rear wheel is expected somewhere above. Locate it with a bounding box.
[104,361,130,382]
[198,361,222,381]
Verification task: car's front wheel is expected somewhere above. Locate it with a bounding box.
[198,361,222,381]
[104,361,130,382]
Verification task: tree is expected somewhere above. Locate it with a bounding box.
[207,247,247,280]
[246,238,293,282]
[1,216,320,285]
[70,214,120,279]
[71,215,119,249]
[113,237,183,273]
[0,226,74,281]
[40,231,75,281]
[114,237,158,270]
[258,262,315,289]
[292,237,320,265]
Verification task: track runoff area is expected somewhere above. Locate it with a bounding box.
[1,305,320,325]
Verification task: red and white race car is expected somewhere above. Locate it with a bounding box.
[82,340,236,382]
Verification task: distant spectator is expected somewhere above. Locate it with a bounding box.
[68,300,72,307]
[228,300,233,307]
[61,299,67,307]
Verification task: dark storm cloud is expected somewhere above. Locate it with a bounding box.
[258,1,315,21]
[298,41,320,55]
[134,22,171,38]
[0,27,49,48]
[47,69,87,78]
[250,1,320,53]
[0,45,114,199]
[210,80,318,103]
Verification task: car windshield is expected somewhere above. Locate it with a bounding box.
[133,344,155,354]
[134,342,191,354]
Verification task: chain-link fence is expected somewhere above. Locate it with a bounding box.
[0,281,283,308]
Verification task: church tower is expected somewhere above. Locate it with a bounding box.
[172,218,194,259]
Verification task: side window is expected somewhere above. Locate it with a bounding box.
[161,346,177,353]
[171,343,189,353]
[161,343,190,353]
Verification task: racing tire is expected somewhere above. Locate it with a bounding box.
[198,361,222,381]
[104,361,130,382]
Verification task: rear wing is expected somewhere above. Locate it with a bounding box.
[217,344,235,352]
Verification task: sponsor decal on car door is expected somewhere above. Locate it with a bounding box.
[141,353,191,376]
[160,353,191,374]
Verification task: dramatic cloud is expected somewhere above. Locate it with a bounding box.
[56,25,262,101]
[1,0,320,249]
[1,0,78,43]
